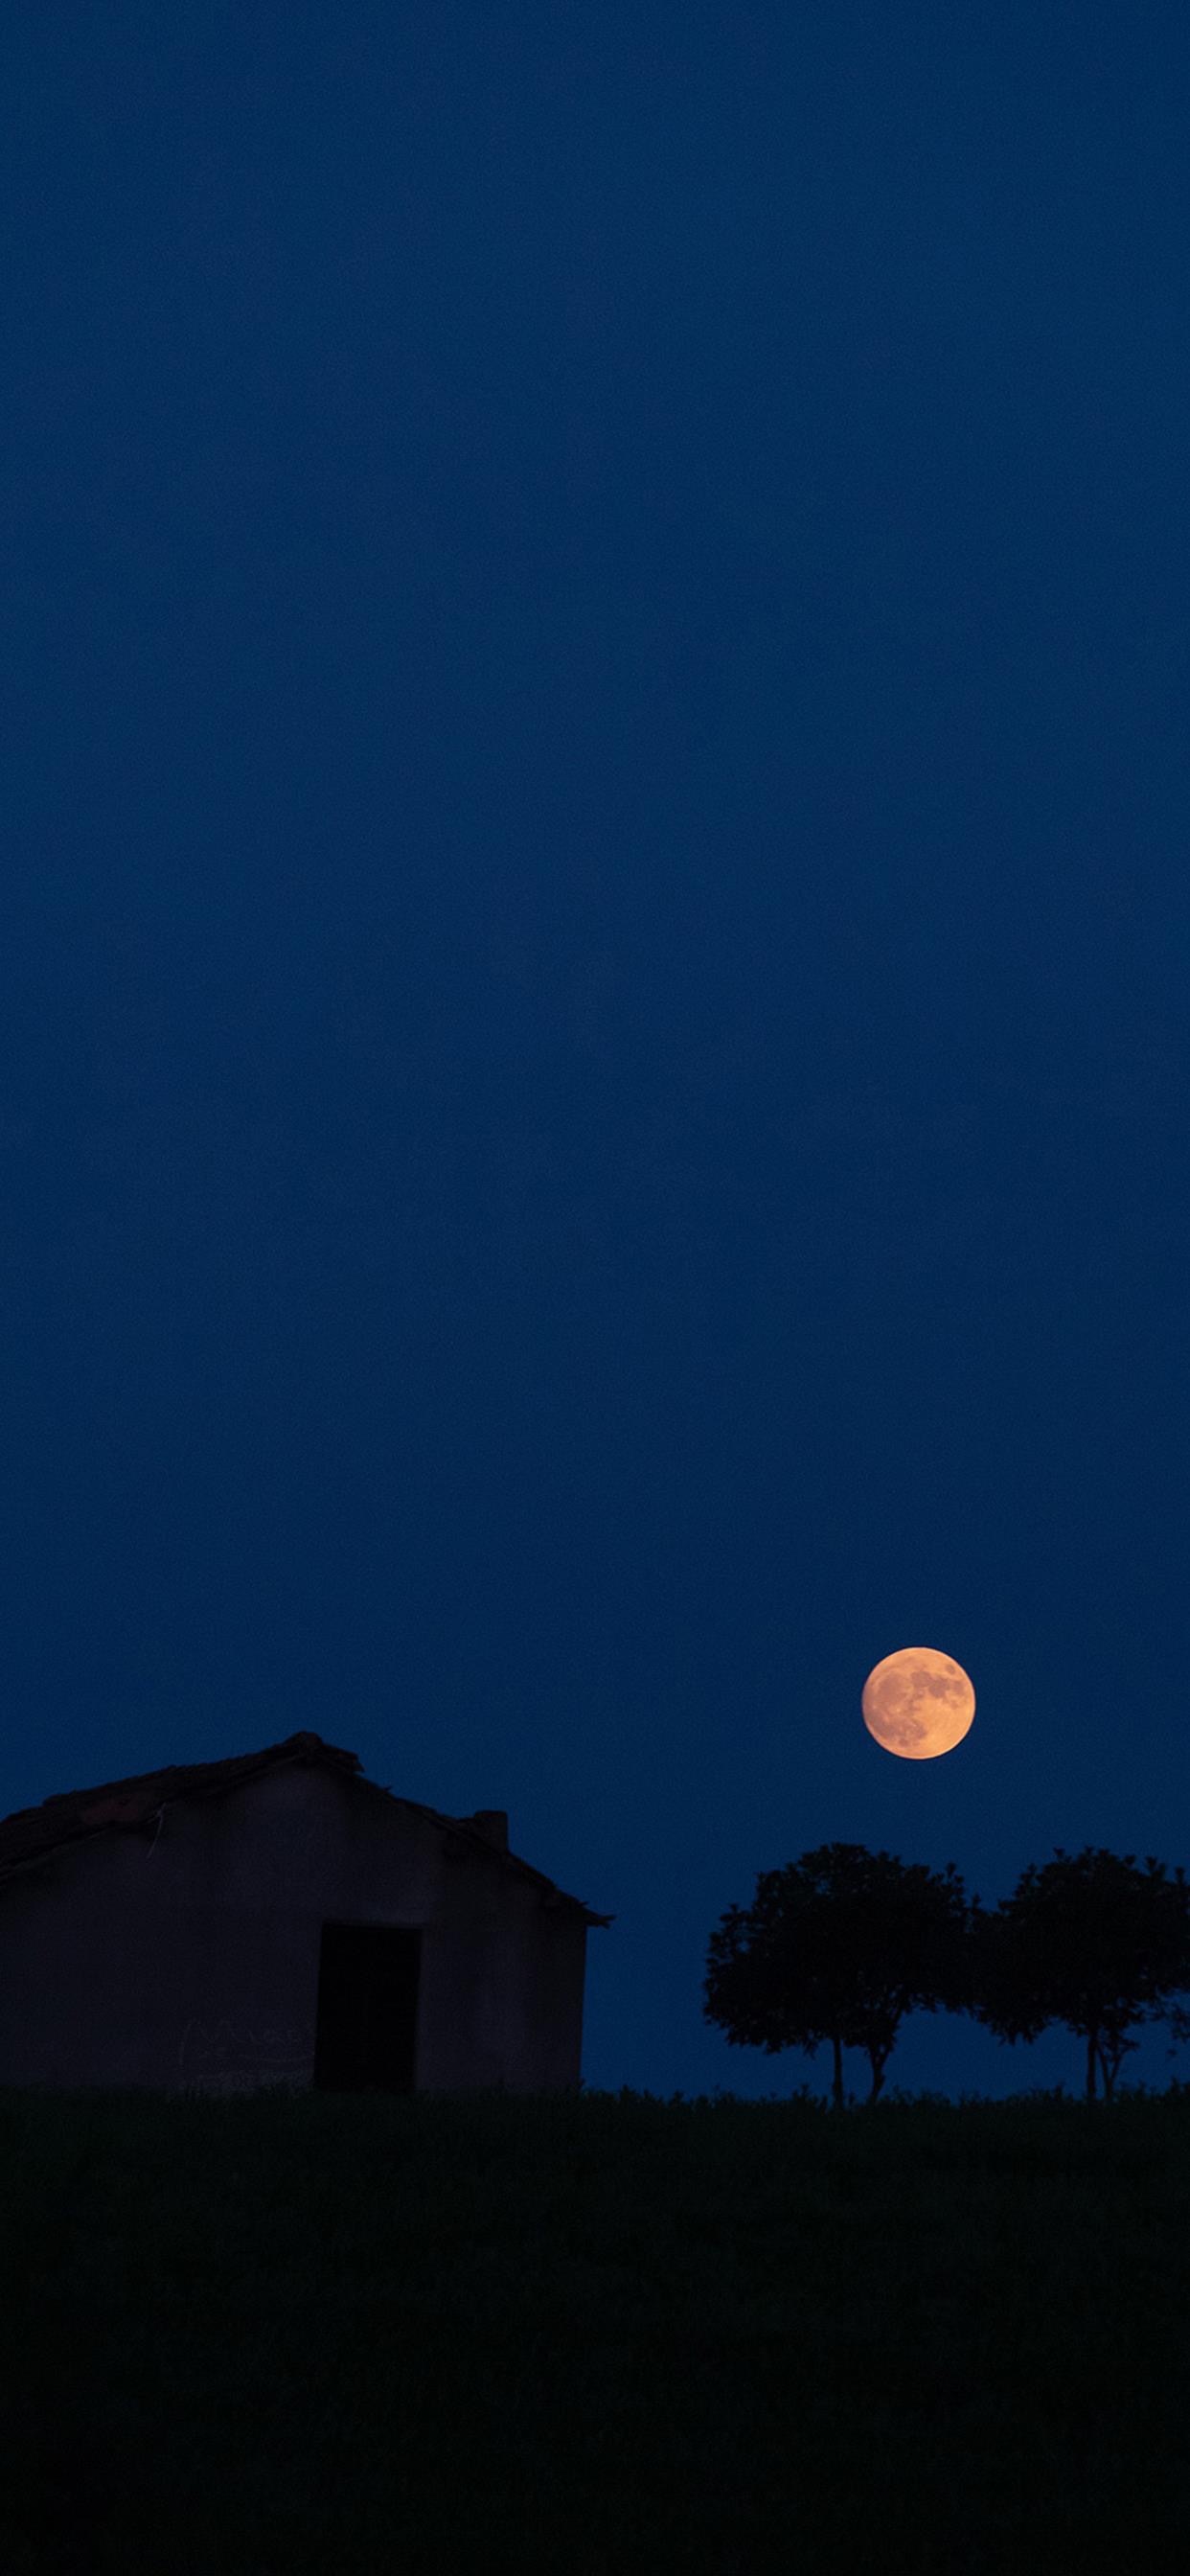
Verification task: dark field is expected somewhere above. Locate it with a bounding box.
[2,2079,1188,2573]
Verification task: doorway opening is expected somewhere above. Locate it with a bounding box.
[313,1921,421,2094]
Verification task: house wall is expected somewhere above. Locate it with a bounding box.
[0,1765,590,2099]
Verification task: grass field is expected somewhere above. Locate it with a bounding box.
[2,2077,1188,2573]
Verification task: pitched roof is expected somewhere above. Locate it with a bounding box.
[0,1730,613,1926]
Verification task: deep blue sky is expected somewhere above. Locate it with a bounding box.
[3,4,1188,2104]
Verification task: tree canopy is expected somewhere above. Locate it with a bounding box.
[702,1840,973,2106]
[966,1846,1190,2101]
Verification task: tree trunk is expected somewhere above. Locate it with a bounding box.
[1097,2028,1138,2101]
[831,2030,844,2110]
[1086,2025,1098,2103]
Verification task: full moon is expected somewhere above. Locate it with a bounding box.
[861,1645,975,1760]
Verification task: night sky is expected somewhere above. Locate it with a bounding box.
[3,5,1188,2106]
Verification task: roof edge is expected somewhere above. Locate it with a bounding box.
[0,1730,614,1927]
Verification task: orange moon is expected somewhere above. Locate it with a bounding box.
[861,1645,974,1760]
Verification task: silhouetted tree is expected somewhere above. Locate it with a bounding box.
[702,1841,973,2107]
[1157,1992,1190,2074]
[966,1847,1190,2102]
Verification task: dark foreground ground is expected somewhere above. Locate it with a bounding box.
[1,2078,1188,2574]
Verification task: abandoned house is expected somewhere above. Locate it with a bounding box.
[0,1729,613,2099]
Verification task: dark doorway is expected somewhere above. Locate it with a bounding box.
[313,1922,421,2094]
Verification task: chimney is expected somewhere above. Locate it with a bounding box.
[469,1808,509,1853]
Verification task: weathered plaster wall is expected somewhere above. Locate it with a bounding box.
[0,1765,590,2098]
